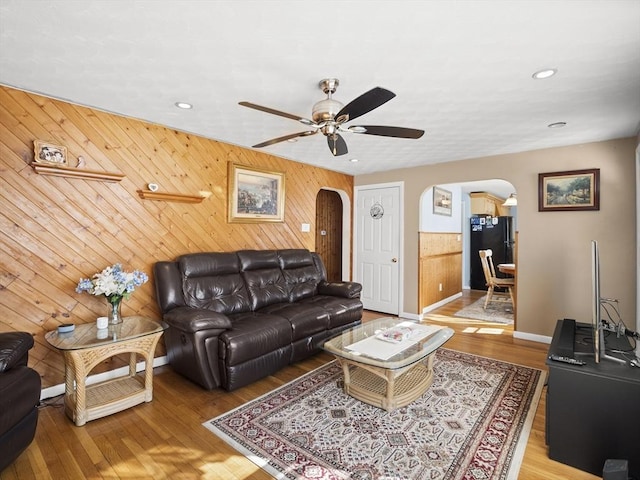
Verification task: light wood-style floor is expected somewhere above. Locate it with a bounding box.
[2,291,599,480]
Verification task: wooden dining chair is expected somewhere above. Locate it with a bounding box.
[479,249,515,309]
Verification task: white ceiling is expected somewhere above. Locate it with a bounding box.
[1,0,639,178]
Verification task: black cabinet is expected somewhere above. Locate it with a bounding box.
[546,319,640,477]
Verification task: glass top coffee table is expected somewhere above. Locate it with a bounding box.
[45,316,165,426]
[323,318,454,411]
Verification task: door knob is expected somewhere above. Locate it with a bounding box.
[391,258,398,263]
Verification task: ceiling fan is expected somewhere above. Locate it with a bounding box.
[239,78,425,157]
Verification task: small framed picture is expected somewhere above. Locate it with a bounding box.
[228,163,285,223]
[538,168,600,211]
[433,186,452,216]
[34,140,68,166]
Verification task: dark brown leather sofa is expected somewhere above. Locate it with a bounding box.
[154,249,362,391]
[0,332,41,472]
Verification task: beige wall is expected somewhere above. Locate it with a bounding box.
[356,137,637,337]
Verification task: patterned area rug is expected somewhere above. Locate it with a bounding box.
[453,296,514,324]
[204,349,544,480]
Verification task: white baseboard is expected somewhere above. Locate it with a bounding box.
[421,293,464,314]
[400,311,422,321]
[400,292,464,322]
[513,331,552,344]
[40,355,169,401]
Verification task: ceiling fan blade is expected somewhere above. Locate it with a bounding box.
[327,134,348,156]
[349,125,425,139]
[239,101,315,125]
[252,130,317,148]
[334,87,396,123]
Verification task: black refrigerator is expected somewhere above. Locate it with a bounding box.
[469,216,514,290]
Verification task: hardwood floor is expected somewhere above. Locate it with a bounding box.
[2,291,599,480]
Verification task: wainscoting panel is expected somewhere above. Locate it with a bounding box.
[0,85,354,388]
[419,232,463,310]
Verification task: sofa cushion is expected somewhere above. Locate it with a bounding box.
[278,249,323,302]
[180,252,240,277]
[237,250,279,271]
[219,312,292,366]
[298,295,364,329]
[179,253,251,313]
[257,302,329,340]
[239,250,289,310]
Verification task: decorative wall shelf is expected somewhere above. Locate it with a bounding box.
[32,163,125,182]
[136,190,205,203]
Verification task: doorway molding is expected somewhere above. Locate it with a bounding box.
[319,187,351,281]
[354,181,404,316]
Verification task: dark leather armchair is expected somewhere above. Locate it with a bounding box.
[0,332,41,472]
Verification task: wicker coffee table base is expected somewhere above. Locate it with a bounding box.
[336,354,435,411]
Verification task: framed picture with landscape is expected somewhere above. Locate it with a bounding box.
[538,168,600,212]
[228,163,285,223]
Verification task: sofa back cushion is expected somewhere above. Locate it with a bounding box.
[179,253,251,314]
[278,249,324,302]
[238,250,288,310]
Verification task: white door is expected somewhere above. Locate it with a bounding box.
[354,184,401,314]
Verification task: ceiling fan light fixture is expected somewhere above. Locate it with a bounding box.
[532,68,557,79]
[312,98,344,123]
[503,193,517,206]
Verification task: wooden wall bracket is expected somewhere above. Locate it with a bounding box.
[136,190,205,203]
[32,163,125,182]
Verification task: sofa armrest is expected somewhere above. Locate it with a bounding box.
[0,332,34,373]
[163,307,232,333]
[318,281,362,299]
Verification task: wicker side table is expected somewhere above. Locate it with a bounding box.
[45,317,164,426]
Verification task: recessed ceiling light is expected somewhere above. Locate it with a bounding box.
[349,158,359,163]
[175,102,193,109]
[548,122,567,128]
[532,68,557,80]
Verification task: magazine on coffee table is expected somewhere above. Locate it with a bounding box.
[345,322,443,360]
[376,325,419,344]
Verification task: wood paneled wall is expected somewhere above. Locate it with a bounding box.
[0,86,354,388]
[419,232,463,310]
[315,190,343,282]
